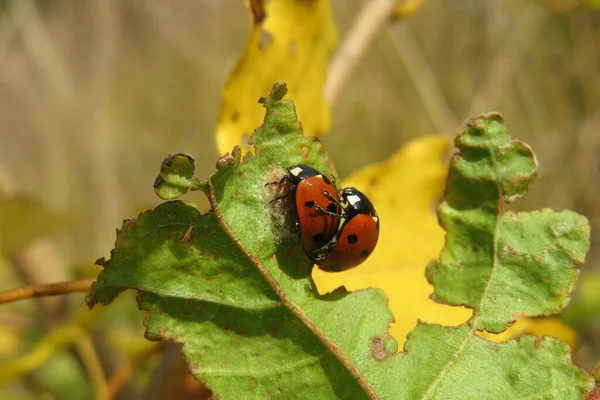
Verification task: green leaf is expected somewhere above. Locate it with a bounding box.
[399,324,590,399]
[88,87,592,399]
[153,153,206,200]
[87,202,278,309]
[426,113,588,333]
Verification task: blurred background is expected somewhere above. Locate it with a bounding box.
[0,0,599,398]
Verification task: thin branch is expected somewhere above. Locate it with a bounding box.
[0,278,94,305]
[325,0,396,106]
[324,0,428,107]
[76,335,108,399]
[0,307,101,385]
[102,343,166,400]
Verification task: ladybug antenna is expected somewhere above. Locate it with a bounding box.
[320,189,344,208]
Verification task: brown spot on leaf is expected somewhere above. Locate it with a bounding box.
[268,319,284,334]
[368,175,380,187]
[249,0,266,24]
[371,336,391,361]
[122,219,136,229]
[231,111,240,122]
[176,220,195,244]
[301,145,310,161]
[94,257,106,266]
[242,151,254,163]
[216,152,235,170]
[259,29,273,49]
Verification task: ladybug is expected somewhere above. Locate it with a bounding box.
[310,187,379,272]
[267,165,342,253]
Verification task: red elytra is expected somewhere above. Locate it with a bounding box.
[311,187,380,272]
[295,176,342,252]
[315,214,380,272]
[268,165,341,253]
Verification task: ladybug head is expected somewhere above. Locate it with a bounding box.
[287,164,318,183]
[339,187,377,218]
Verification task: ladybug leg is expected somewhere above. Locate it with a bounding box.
[321,189,344,208]
[266,177,295,204]
[313,204,344,218]
[310,235,339,262]
[264,175,288,187]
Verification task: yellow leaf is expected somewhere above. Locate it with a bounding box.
[313,135,471,343]
[313,135,578,348]
[216,0,337,155]
[479,317,577,349]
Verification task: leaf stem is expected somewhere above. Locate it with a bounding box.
[191,178,208,193]
[0,278,94,305]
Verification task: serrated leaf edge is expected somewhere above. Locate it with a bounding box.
[206,179,377,399]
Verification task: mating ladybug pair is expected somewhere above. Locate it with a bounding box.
[268,164,380,272]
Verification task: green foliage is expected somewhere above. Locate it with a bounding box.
[427,114,589,333]
[153,153,205,200]
[87,84,593,399]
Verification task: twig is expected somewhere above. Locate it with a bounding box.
[0,278,94,305]
[325,0,396,106]
[76,335,108,399]
[102,343,166,400]
[0,307,101,385]
[324,0,429,108]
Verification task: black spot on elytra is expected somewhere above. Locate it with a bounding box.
[360,250,369,258]
[327,203,337,213]
[329,264,343,272]
[347,234,358,244]
[305,200,315,208]
[312,233,324,242]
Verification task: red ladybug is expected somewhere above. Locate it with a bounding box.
[267,165,342,253]
[310,187,380,272]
